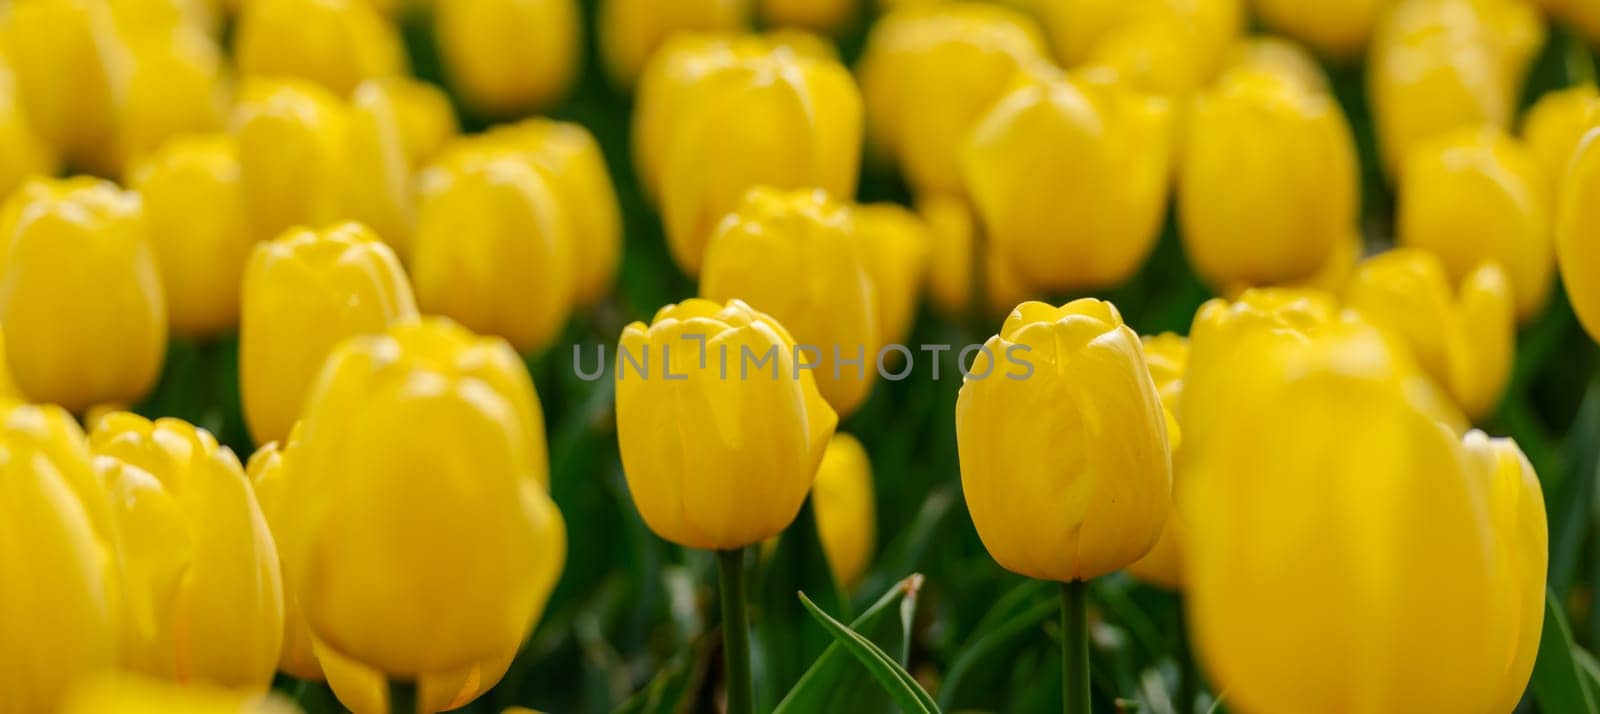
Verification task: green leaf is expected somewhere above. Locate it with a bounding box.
[773,574,924,714]
[1532,589,1600,714]
[937,580,1058,710]
[751,498,848,711]
[796,591,941,714]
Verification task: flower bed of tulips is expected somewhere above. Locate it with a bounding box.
[1,0,1600,712]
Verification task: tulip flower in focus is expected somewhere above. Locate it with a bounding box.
[354,77,460,167]
[436,0,581,116]
[761,0,857,34]
[239,222,418,447]
[4,0,123,169]
[919,194,1030,321]
[0,404,121,714]
[1521,83,1600,188]
[1180,59,1358,291]
[1251,0,1388,60]
[857,3,1048,195]
[700,188,881,416]
[963,66,1173,292]
[285,318,565,692]
[813,433,877,589]
[1397,127,1552,322]
[599,0,750,87]
[90,413,284,690]
[1559,129,1600,343]
[1124,333,1187,590]
[128,134,251,338]
[235,0,407,95]
[0,178,166,414]
[62,672,298,714]
[855,203,931,349]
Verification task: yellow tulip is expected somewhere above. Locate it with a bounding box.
[1124,333,1186,590]
[658,48,861,277]
[63,672,298,714]
[957,299,1172,582]
[110,0,221,37]
[239,221,418,447]
[3,0,123,168]
[316,640,517,714]
[128,134,251,338]
[341,79,414,258]
[354,77,460,167]
[0,327,22,405]
[1521,83,1600,189]
[435,0,581,116]
[1368,0,1543,175]
[813,433,876,589]
[1065,0,1242,98]
[0,404,121,714]
[1180,63,1358,291]
[0,53,59,198]
[235,0,407,95]
[0,177,165,413]
[284,317,565,682]
[1396,126,1552,323]
[856,3,1048,195]
[1345,248,1514,421]
[1218,36,1331,93]
[700,188,881,416]
[616,298,838,550]
[760,0,857,34]
[598,0,750,87]
[919,193,1030,321]
[1559,128,1600,343]
[855,203,930,348]
[231,79,350,241]
[108,25,226,173]
[89,413,283,690]
[245,432,320,681]
[963,66,1173,292]
[1251,0,1388,60]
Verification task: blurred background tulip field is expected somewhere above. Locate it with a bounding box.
[4,0,1600,712]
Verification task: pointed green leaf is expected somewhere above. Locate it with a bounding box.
[1532,589,1600,714]
[796,591,940,714]
[773,575,923,714]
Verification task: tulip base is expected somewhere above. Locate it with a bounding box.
[719,548,753,714]
[1061,580,1090,714]
[388,678,417,714]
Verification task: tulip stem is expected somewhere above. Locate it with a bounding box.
[718,548,754,714]
[387,678,417,714]
[1061,580,1090,714]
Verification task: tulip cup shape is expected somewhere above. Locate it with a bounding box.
[235,0,407,95]
[354,77,460,167]
[231,79,351,241]
[3,0,123,168]
[1124,333,1188,591]
[1560,129,1600,343]
[813,432,877,590]
[598,0,750,88]
[435,0,581,116]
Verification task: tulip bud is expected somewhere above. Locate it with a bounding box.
[0,178,166,413]
[354,77,459,167]
[0,54,59,198]
[957,299,1172,582]
[616,299,838,550]
[435,0,581,116]
[1521,83,1600,189]
[700,188,881,416]
[658,48,861,276]
[1250,0,1385,60]
[90,413,283,689]
[599,0,750,87]
[128,134,250,338]
[1124,333,1187,590]
[919,193,1030,320]
[760,0,857,34]
[240,222,418,446]
[814,433,876,589]
[963,66,1173,292]
[4,0,124,168]
[341,79,414,257]
[1397,127,1552,323]
[857,3,1048,195]
[286,317,565,682]
[245,432,319,681]
[0,404,121,714]
[109,25,226,173]
[235,0,407,95]
[232,79,350,241]
[1559,129,1600,343]
[63,672,297,714]
[855,203,931,348]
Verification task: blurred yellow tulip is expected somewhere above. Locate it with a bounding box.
[700,188,881,416]
[128,134,251,338]
[1559,128,1600,343]
[90,413,283,690]
[1252,0,1388,60]
[239,222,418,446]
[0,56,56,200]
[1180,63,1358,291]
[231,79,350,241]
[316,639,517,714]
[436,0,581,116]
[813,433,877,589]
[963,66,1173,292]
[616,298,838,550]
[599,0,750,87]
[235,0,406,95]
[354,77,459,167]
[1075,0,1242,98]
[919,193,1030,321]
[63,672,298,714]
[109,25,226,173]
[1124,333,1186,590]
[855,203,931,347]
[0,404,121,714]
[0,177,166,413]
[857,3,1048,194]
[1218,36,1331,93]
[1521,83,1600,188]
[1397,126,1552,322]
[4,0,124,169]
[285,317,565,682]
[341,79,414,257]
[761,0,857,34]
[957,299,1172,582]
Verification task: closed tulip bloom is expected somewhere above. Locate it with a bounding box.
[957,299,1172,582]
[108,26,226,173]
[128,134,250,338]
[286,317,565,681]
[63,672,297,714]
[413,155,576,353]
[4,0,123,168]
[0,404,121,714]
[1124,333,1186,590]
[599,0,750,87]
[90,413,283,690]
[1180,65,1358,291]
[1251,0,1387,60]
[964,66,1173,292]
[240,222,418,446]
[0,54,58,199]
[235,0,407,95]
[1559,129,1600,342]
[0,178,165,413]
[617,299,837,549]
[1397,127,1552,322]
[659,49,861,276]
[341,80,414,258]
[436,0,581,116]
[354,77,459,166]
[1522,83,1600,188]
[245,433,320,681]
[1218,36,1330,93]
[701,188,881,416]
[855,203,930,348]
[760,0,857,34]
[857,3,1048,194]
[919,193,1030,320]
[1077,11,1235,98]
[813,433,876,589]
[232,79,350,241]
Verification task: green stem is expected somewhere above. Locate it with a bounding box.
[1062,581,1090,714]
[718,548,753,714]
[387,678,416,714]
